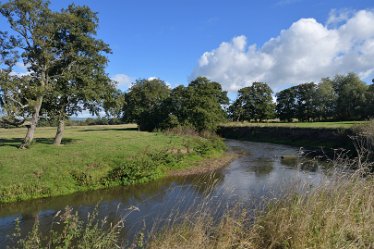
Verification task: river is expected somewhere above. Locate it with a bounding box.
[0,140,327,247]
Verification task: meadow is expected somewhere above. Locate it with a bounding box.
[0,125,226,203]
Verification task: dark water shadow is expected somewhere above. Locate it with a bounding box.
[0,138,77,148]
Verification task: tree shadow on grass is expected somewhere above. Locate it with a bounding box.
[0,137,77,148]
[78,127,138,132]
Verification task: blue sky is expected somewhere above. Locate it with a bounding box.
[5,0,374,93]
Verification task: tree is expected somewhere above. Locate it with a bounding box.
[333,73,368,120]
[0,30,24,126]
[276,87,297,122]
[294,82,318,122]
[365,83,374,119]
[159,77,229,131]
[230,82,275,122]
[159,85,189,129]
[42,4,113,145]
[0,0,67,148]
[315,78,337,121]
[123,78,170,131]
[0,73,31,127]
[177,77,229,131]
[228,97,245,122]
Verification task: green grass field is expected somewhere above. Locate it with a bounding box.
[0,125,225,203]
[221,121,368,129]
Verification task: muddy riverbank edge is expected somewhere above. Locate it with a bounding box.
[168,149,245,177]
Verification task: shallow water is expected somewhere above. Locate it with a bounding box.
[0,140,327,246]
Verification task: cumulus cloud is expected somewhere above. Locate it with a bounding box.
[191,9,374,92]
[111,73,133,89]
[10,62,30,77]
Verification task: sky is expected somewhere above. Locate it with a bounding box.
[5,0,374,95]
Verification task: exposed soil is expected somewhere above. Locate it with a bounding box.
[168,149,246,177]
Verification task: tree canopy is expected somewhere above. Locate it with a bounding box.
[0,0,115,147]
[229,82,275,122]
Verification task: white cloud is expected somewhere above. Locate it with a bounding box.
[10,62,30,77]
[111,73,133,89]
[191,9,374,92]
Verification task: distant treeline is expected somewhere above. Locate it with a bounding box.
[230,72,374,122]
[3,72,373,133]
[36,117,124,127]
[43,72,374,131]
[119,72,374,132]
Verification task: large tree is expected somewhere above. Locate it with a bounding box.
[42,4,113,145]
[230,82,275,122]
[315,78,337,121]
[333,73,368,120]
[174,77,229,131]
[294,82,318,122]
[123,78,170,131]
[0,0,67,148]
[276,87,297,122]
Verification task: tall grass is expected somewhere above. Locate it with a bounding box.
[148,175,373,249]
[7,206,125,249]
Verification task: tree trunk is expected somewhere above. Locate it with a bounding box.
[53,118,65,145]
[19,96,43,149]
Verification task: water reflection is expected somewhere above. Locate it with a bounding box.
[0,140,327,247]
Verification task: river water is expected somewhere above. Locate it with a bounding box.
[0,140,327,247]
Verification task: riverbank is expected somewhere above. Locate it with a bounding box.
[0,125,227,203]
[217,122,360,153]
[168,150,243,177]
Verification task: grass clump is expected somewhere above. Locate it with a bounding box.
[8,206,124,249]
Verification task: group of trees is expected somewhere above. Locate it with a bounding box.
[0,0,120,147]
[229,73,374,122]
[123,77,229,132]
[276,73,373,122]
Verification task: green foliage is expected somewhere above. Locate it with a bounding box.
[0,0,115,146]
[276,87,297,122]
[103,154,163,185]
[333,73,368,120]
[184,77,229,131]
[274,73,369,122]
[161,77,229,132]
[365,84,374,118]
[229,82,275,122]
[123,78,170,131]
[123,76,229,132]
[294,82,318,121]
[315,78,337,120]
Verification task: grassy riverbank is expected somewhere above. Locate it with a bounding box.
[0,125,227,203]
[221,121,367,129]
[217,121,368,152]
